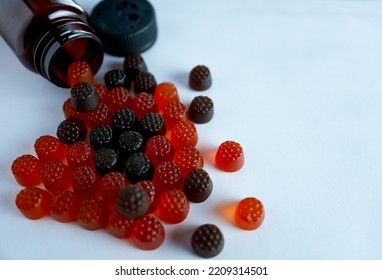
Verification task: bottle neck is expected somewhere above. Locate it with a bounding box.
[33,20,103,87]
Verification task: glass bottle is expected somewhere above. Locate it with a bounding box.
[0,0,104,87]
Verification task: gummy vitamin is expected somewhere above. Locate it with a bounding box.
[15,187,51,220]
[11,154,42,187]
[131,215,165,250]
[157,189,189,224]
[116,185,150,219]
[235,197,265,231]
[189,65,212,91]
[191,224,224,258]
[215,141,245,172]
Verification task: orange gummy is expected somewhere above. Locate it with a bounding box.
[235,197,264,230]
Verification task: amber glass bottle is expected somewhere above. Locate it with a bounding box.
[0,0,103,87]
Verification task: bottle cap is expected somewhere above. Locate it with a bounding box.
[91,0,157,56]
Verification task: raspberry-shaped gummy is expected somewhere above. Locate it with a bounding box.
[85,102,111,129]
[72,165,99,199]
[125,152,154,183]
[235,197,265,230]
[215,140,244,172]
[157,189,189,224]
[50,189,79,222]
[188,95,214,124]
[163,100,187,129]
[170,120,198,149]
[15,187,52,220]
[137,180,159,214]
[191,224,224,258]
[104,69,130,90]
[104,87,131,113]
[116,185,150,219]
[70,82,100,112]
[34,135,67,163]
[99,172,127,206]
[66,141,94,169]
[145,135,175,166]
[140,112,166,140]
[154,82,179,111]
[108,209,134,238]
[67,61,94,87]
[183,169,213,203]
[56,118,87,145]
[174,146,204,177]
[40,160,71,193]
[93,83,108,102]
[77,196,108,230]
[11,154,42,187]
[131,215,165,250]
[152,161,183,192]
[132,92,158,120]
[189,65,212,91]
[134,71,157,94]
[89,125,114,151]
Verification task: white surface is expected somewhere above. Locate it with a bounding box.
[1,0,382,260]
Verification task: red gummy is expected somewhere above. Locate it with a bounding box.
[152,161,182,193]
[131,215,165,250]
[170,120,198,150]
[145,135,175,166]
[34,135,67,163]
[154,82,179,111]
[162,100,187,129]
[136,180,159,214]
[72,165,99,199]
[215,141,244,172]
[157,189,189,224]
[108,209,134,238]
[235,197,265,230]
[77,196,108,230]
[85,102,112,129]
[63,98,83,120]
[15,187,51,220]
[50,189,79,222]
[67,61,94,87]
[104,87,131,113]
[11,154,42,187]
[131,92,158,120]
[40,160,71,193]
[173,146,204,177]
[94,83,108,102]
[66,141,94,169]
[99,172,127,206]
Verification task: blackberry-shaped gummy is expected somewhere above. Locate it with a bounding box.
[184,169,213,203]
[118,130,144,158]
[235,197,265,230]
[66,141,94,169]
[77,196,108,230]
[137,180,159,214]
[70,82,100,112]
[132,92,158,120]
[94,148,120,176]
[152,161,183,192]
[157,189,189,224]
[154,82,179,111]
[108,209,134,238]
[72,165,99,199]
[40,160,71,193]
[112,108,138,137]
[89,125,114,151]
[215,141,244,172]
[125,152,154,183]
[67,61,94,87]
[162,100,187,129]
[170,120,198,149]
[188,95,214,124]
[15,187,52,220]
[134,71,157,94]
[116,185,150,219]
[104,69,130,90]
[11,154,42,187]
[140,112,166,140]
[50,190,79,222]
[189,65,212,91]
[191,224,224,258]
[34,135,67,163]
[145,135,175,166]
[99,172,127,206]
[123,53,147,82]
[56,118,87,145]
[131,215,165,250]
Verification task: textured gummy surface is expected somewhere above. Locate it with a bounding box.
[34,135,67,163]
[183,169,213,203]
[11,154,42,187]
[89,125,114,151]
[140,112,166,140]
[85,103,111,128]
[125,152,154,183]
[94,148,120,176]
[70,82,100,112]
[215,141,244,172]
[104,69,130,90]
[191,224,224,258]
[152,161,183,192]
[157,189,189,224]
[137,180,159,214]
[131,215,165,250]
[67,61,94,87]
[170,120,198,149]
[154,82,179,111]
[15,187,51,220]
[50,190,79,223]
[105,87,131,112]
[56,118,87,145]
[132,92,158,120]
[134,71,157,94]
[77,196,108,231]
[163,100,187,129]
[174,146,204,177]
[235,197,265,230]
[108,209,134,238]
[112,108,138,136]
[124,53,147,81]
[116,185,150,219]
[145,135,175,166]
[188,95,214,124]
[118,130,144,157]
[189,65,212,91]
[40,160,71,193]
[72,166,99,199]
[99,172,127,206]
[66,141,93,168]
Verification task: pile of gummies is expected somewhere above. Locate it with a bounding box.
[11,54,264,258]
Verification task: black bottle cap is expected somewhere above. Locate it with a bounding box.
[91,0,157,56]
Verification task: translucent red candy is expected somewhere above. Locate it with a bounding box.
[34,135,67,163]
[104,87,131,113]
[67,61,94,88]
[63,98,83,120]
[85,102,112,128]
[235,197,265,231]
[66,141,94,169]
[131,215,165,250]
[152,161,183,193]
[170,120,198,150]
[132,92,158,120]
[108,209,134,238]
[136,180,159,214]
[99,172,127,206]
[173,146,204,177]
[50,190,79,223]
[215,141,245,172]
[15,187,51,220]
[71,165,99,199]
[11,154,42,187]
[162,100,187,129]
[93,83,108,102]
[145,135,175,166]
[40,160,71,193]
[77,196,108,231]
[157,189,190,224]
[154,82,179,111]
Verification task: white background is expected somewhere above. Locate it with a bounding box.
[1,0,382,260]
